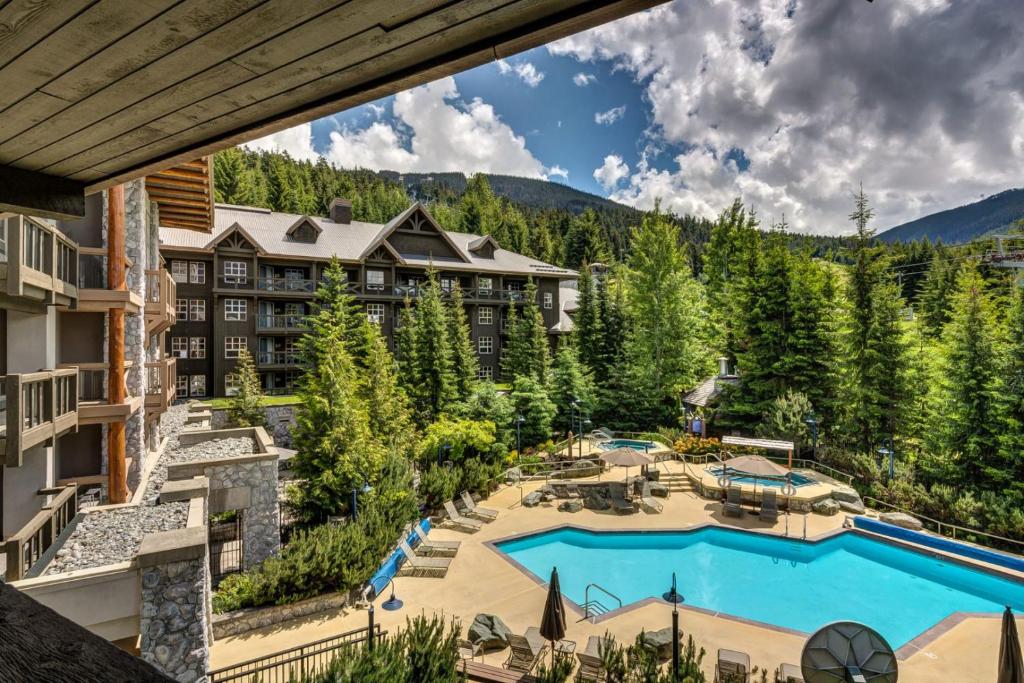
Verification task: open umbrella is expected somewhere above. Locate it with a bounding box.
[539,567,567,667]
[600,447,654,486]
[999,606,1024,683]
[724,454,789,477]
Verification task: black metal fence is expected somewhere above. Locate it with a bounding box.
[209,512,242,587]
[207,625,384,683]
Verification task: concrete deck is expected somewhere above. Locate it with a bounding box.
[210,462,1019,682]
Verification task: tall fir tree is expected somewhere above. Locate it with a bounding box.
[564,209,611,268]
[447,282,479,403]
[510,375,557,448]
[359,323,418,460]
[574,265,604,375]
[998,280,1024,500]
[918,249,958,338]
[408,271,457,423]
[550,342,595,438]
[784,253,839,425]
[227,347,266,428]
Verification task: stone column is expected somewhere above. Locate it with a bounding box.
[124,181,148,488]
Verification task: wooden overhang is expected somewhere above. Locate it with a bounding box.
[0,0,666,223]
[145,157,215,231]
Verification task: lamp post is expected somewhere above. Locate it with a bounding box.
[570,398,579,459]
[877,437,895,483]
[380,576,403,611]
[516,414,525,462]
[350,481,372,522]
[804,414,819,461]
[662,573,684,680]
[581,417,591,459]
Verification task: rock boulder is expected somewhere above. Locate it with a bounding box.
[812,498,840,516]
[879,511,924,531]
[558,500,584,513]
[468,614,512,651]
[641,627,678,660]
[522,491,544,507]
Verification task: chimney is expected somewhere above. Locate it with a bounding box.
[718,356,731,378]
[329,198,352,224]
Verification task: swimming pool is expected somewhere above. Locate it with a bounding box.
[598,438,662,452]
[495,526,1024,647]
[707,465,815,487]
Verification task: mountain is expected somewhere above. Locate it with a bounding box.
[877,188,1024,244]
[376,171,639,216]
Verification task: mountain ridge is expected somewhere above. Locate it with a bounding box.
[878,188,1024,244]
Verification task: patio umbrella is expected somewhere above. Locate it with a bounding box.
[539,567,567,667]
[724,454,789,477]
[600,447,654,485]
[999,606,1024,683]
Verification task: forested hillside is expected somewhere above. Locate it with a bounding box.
[878,188,1024,244]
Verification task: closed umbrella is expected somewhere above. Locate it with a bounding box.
[539,567,567,667]
[999,606,1024,683]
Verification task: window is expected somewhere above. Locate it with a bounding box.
[225,336,247,359]
[478,366,494,380]
[189,299,206,321]
[189,261,205,284]
[176,375,189,399]
[189,375,207,397]
[171,261,188,283]
[478,336,493,355]
[224,374,240,397]
[366,303,385,324]
[543,292,553,310]
[189,337,206,359]
[171,337,188,358]
[176,298,188,320]
[366,269,384,291]
[440,277,455,293]
[478,277,493,294]
[224,260,247,284]
[225,298,247,321]
[478,306,493,325]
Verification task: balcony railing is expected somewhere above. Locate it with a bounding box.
[257,351,301,366]
[218,276,317,293]
[0,214,78,306]
[0,369,78,467]
[343,281,527,303]
[145,357,177,418]
[58,362,142,424]
[4,484,77,581]
[75,247,143,313]
[256,313,307,332]
[145,268,176,338]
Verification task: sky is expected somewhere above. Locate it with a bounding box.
[243,0,1024,236]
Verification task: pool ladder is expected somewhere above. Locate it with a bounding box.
[582,583,623,622]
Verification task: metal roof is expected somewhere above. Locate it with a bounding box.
[721,436,795,452]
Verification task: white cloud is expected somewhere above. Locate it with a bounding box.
[496,59,545,87]
[366,103,385,119]
[573,72,597,86]
[548,165,569,181]
[550,0,1024,233]
[593,154,630,190]
[242,123,319,162]
[322,77,558,179]
[594,105,627,126]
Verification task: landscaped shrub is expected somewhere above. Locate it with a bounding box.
[457,457,503,497]
[417,463,461,511]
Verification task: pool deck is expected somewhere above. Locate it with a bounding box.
[210,461,1020,682]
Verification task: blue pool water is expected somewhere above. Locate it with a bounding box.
[599,439,661,452]
[708,466,815,487]
[496,527,1024,647]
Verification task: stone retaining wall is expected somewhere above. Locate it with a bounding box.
[210,405,296,447]
[211,589,355,639]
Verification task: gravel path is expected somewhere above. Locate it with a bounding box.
[44,502,189,575]
[163,437,255,466]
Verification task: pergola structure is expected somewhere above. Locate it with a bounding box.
[721,435,796,469]
[0,0,667,222]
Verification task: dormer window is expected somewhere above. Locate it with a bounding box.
[285,217,321,243]
[468,235,498,259]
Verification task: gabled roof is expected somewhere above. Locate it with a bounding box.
[285,215,322,240]
[468,234,500,253]
[359,202,470,263]
[210,221,266,254]
[683,375,739,407]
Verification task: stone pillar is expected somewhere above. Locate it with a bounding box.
[124,181,148,487]
[204,455,280,569]
[139,492,211,683]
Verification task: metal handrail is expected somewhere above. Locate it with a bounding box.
[584,583,622,620]
[863,496,1024,551]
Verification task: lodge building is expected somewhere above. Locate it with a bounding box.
[159,199,578,398]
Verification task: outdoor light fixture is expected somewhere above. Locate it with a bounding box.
[516,414,525,460]
[877,437,895,482]
[662,573,684,604]
[381,577,403,611]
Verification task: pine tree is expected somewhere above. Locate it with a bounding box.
[550,342,595,437]
[941,261,1003,489]
[510,376,557,448]
[565,209,611,268]
[227,347,266,428]
[998,281,1024,499]
[501,280,549,384]
[304,259,368,366]
[460,174,499,237]
[918,250,958,337]
[784,253,838,424]
[447,282,478,403]
[409,271,457,422]
[574,265,604,374]
[359,323,418,460]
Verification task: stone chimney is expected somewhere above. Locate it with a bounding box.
[718,356,731,378]
[329,198,352,224]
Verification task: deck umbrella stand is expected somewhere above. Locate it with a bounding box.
[999,605,1023,683]
[540,567,567,668]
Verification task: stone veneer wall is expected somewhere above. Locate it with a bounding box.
[124,180,148,488]
[207,458,280,569]
[211,405,296,447]
[212,589,354,639]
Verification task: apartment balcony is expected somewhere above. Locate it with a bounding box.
[0,369,79,467]
[74,247,143,314]
[3,484,77,581]
[145,357,176,420]
[343,281,526,303]
[60,362,143,425]
[256,313,307,334]
[256,350,301,369]
[216,276,316,296]
[144,268,176,339]
[0,214,78,307]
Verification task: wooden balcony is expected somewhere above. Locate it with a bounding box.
[256,313,307,333]
[0,214,78,308]
[145,357,176,420]
[59,362,143,425]
[73,247,143,313]
[256,350,301,369]
[0,370,79,467]
[145,268,176,338]
[3,484,77,581]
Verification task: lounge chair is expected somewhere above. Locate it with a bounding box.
[443,500,483,533]
[460,490,498,522]
[504,626,548,673]
[413,523,460,557]
[458,638,481,662]
[576,636,608,682]
[723,487,743,518]
[759,489,779,523]
[397,540,451,577]
[776,663,803,683]
[640,480,663,514]
[715,648,750,683]
[609,489,635,514]
[566,482,582,499]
